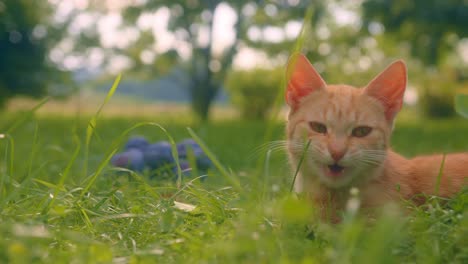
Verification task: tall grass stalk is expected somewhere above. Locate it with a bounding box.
[84,74,121,179]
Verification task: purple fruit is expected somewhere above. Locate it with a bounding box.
[143,141,174,169]
[125,136,149,150]
[111,149,145,172]
[177,139,202,158]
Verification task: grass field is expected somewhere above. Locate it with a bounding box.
[0,103,467,263]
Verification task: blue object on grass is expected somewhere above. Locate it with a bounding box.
[176,138,202,158]
[125,136,149,150]
[196,155,213,171]
[143,141,174,169]
[111,149,145,172]
[177,138,213,171]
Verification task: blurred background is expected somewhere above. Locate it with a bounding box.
[0,0,467,121]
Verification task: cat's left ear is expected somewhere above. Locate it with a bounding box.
[364,60,407,121]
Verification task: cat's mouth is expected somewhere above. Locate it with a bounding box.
[326,164,345,177]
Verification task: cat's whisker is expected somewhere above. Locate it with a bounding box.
[355,157,384,166]
[358,159,382,165]
[248,148,286,161]
[347,151,386,165]
[250,140,289,158]
[347,150,387,162]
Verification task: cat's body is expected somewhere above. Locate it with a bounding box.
[285,54,468,222]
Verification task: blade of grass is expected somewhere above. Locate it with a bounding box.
[261,149,273,201]
[84,74,121,178]
[187,127,241,191]
[93,188,118,211]
[169,174,210,201]
[80,207,94,230]
[33,179,66,191]
[123,168,161,200]
[0,123,40,211]
[3,97,49,133]
[255,6,314,175]
[434,153,446,196]
[80,148,118,197]
[27,122,39,181]
[43,132,81,215]
[0,133,15,199]
[290,140,311,193]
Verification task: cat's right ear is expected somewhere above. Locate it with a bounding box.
[286,53,326,108]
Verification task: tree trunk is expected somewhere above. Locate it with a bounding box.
[191,81,218,121]
[189,1,218,121]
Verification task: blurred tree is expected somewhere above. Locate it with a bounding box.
[362,0,468,117]
[362,0,467,66]
[0,0,70,109]
[89,0,315,121]
[226,68,282,120]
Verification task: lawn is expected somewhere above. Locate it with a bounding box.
[0,106,467,263]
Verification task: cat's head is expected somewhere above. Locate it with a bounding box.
[286,53,406,188]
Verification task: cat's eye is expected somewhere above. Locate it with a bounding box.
[309,122,327,134]
[352,126,372,137]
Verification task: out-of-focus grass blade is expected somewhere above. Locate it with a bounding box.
[80,148,117,198]
[187,127,241,191]
[290,140,311,192]
[0,133,15,200]
[434,153,446,195]
[3,134,14,179]
[27,122,39,181]
[80,207,94,230]
[255,6,314,175]
[454,92,468,119]
[33,179,66,191]
[265,6,313,127]
[84,74,121,178]
[43,133,81,215]
[0,123,40,210]
[4,97,49,133]
[114,167,161,200]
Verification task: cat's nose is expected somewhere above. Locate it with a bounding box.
[330,151,345,162]
[328,140,346,162]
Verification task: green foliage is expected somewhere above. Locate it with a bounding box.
[455,92,468,119]
[0,0,70,108]
[418,68,460,118]
[421,92,455,118]
[362,0,467,66]
[226,68,282,120]
[362,0,467,118]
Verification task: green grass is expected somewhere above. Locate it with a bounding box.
[0,111,467,263]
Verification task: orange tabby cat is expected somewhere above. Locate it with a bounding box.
[286,53,468,222]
